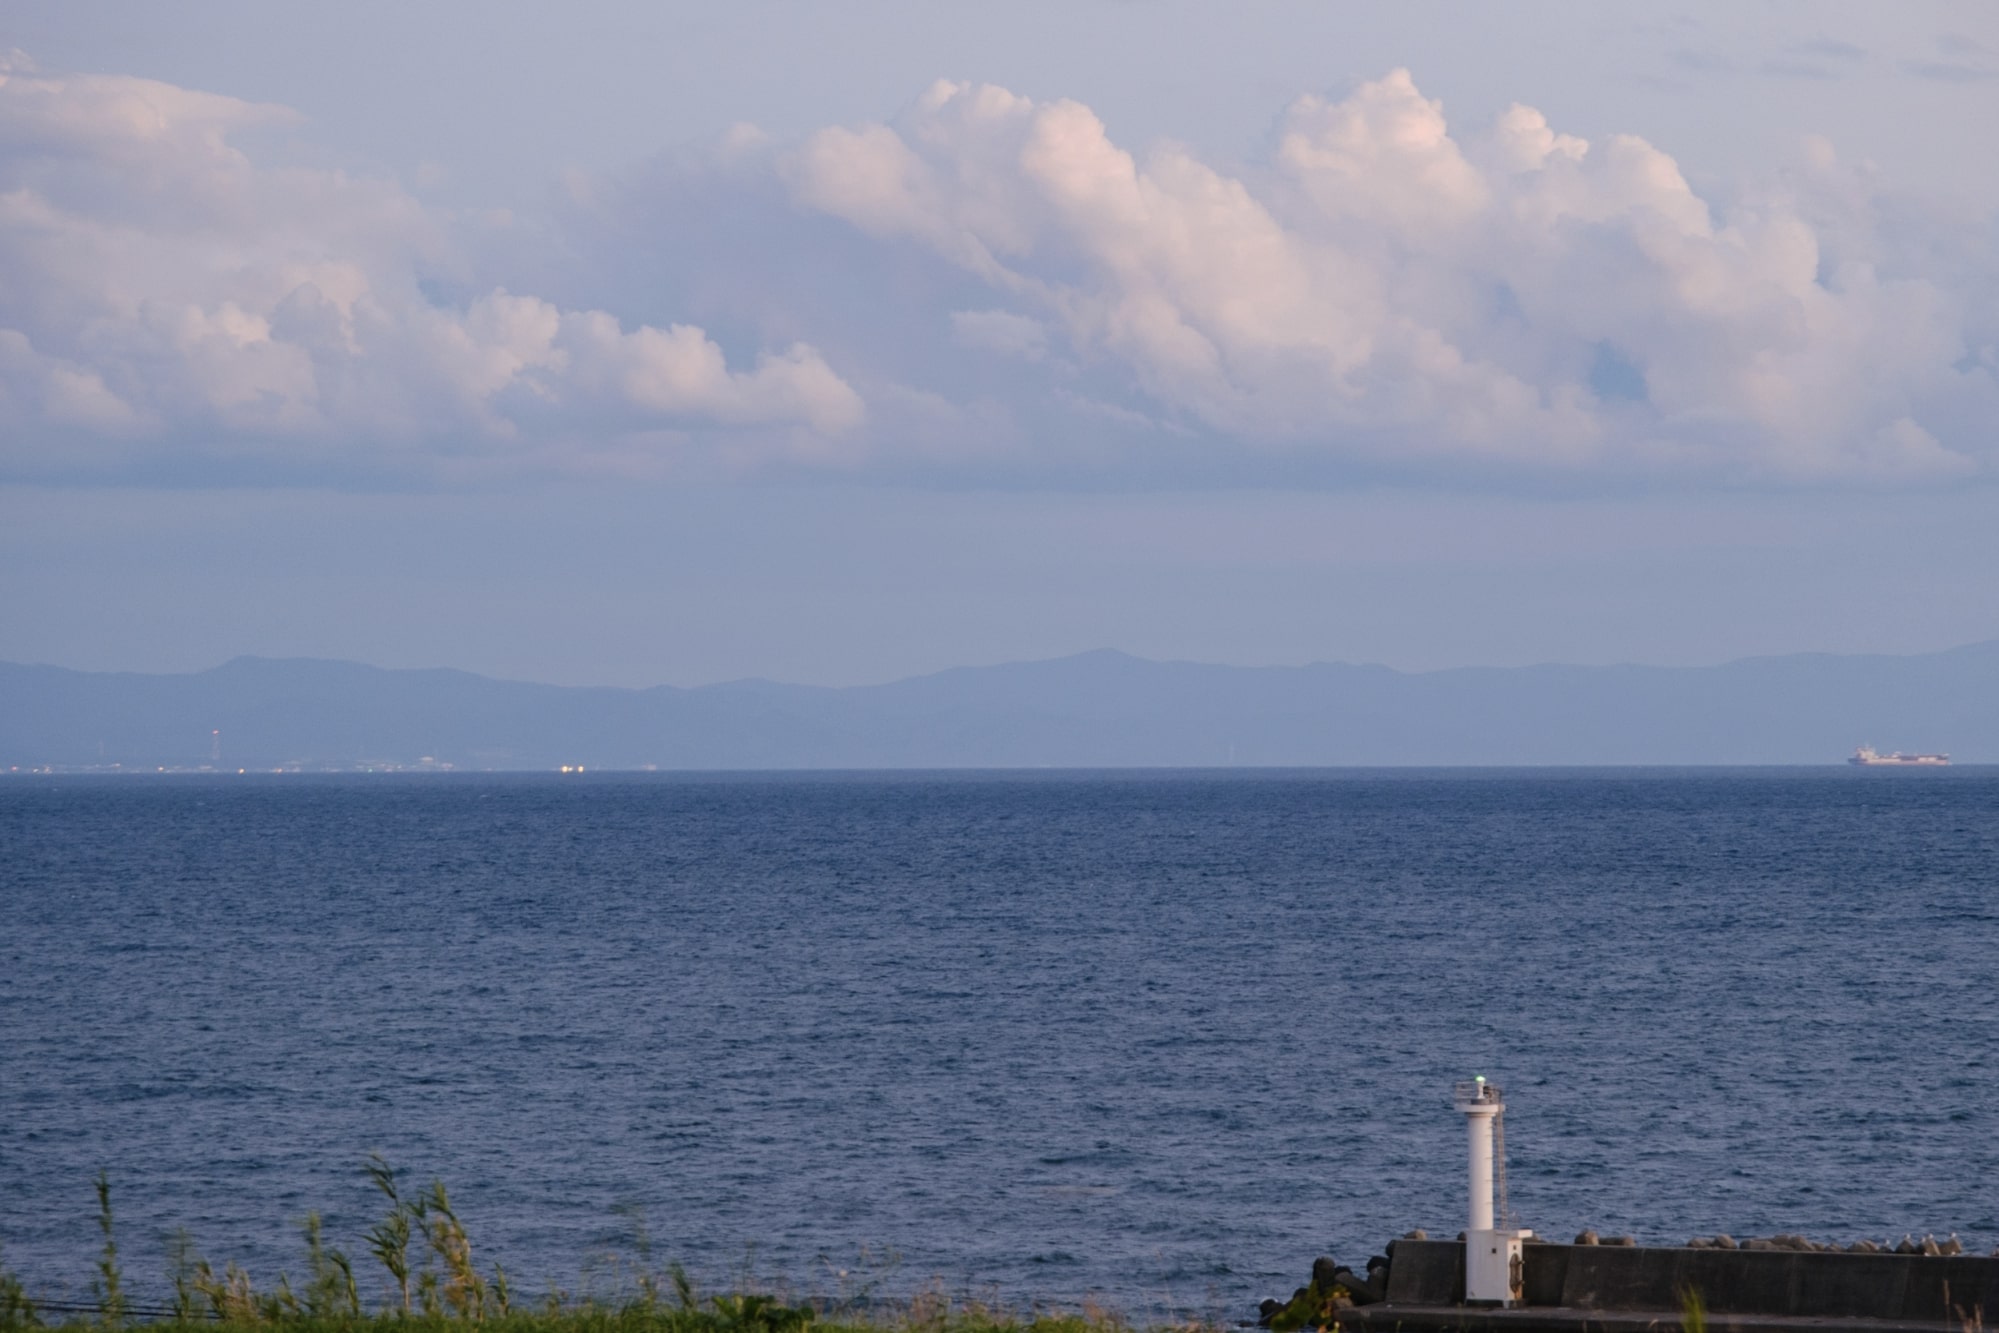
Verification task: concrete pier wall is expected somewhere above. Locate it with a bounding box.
[1384,1240,1999,1322]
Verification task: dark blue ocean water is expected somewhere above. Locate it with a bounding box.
[3,771,1997,1317]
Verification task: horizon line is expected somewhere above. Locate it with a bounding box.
[5,636,1998,694]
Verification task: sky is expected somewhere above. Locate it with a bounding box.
[3,0,1997,687]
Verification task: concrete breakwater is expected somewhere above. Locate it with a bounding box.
[1271,1239,1998,1333]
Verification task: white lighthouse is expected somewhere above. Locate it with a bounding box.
[1453,1077,1530,1306]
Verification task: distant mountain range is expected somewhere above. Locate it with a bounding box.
[3,643,1994,769]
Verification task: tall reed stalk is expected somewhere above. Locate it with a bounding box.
[0,1244,39,1329]
[363,1156,414,1316]
[92,1173,124,1329]
[166,1230,199,1323]
[418,1181,486,1320]
[301,1213,360,1318]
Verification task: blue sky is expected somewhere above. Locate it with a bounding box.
[3,1,1997,686]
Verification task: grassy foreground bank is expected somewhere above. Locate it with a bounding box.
[0,1167,1211,1333]
[3,1305,1159,1333]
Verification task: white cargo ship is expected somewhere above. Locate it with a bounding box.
[1848,746,1950,767]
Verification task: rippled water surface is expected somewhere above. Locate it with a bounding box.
[3,770,1996,1313]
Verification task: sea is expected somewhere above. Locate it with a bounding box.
[2,770,1996,1317]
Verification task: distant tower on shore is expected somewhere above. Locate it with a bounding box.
[210,729,221,764]
[1454,1076,1530,1306]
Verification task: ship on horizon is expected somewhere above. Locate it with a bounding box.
[1848,746,1950,767]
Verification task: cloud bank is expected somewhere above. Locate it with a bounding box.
[779,73,1990,482]
[0,54,861,482]
[2,53,1994,486]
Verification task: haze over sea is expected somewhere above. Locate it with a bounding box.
[4,770,1996,1315]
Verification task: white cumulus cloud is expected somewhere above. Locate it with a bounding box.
[0,59,863,482]
[781,71,1994,481]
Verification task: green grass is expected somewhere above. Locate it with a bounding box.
[7,1301,1160,1333]
[7,1305,1165,1333]
[0,1167,1214,1333]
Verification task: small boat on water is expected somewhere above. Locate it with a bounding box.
[1848,746,1950,766]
